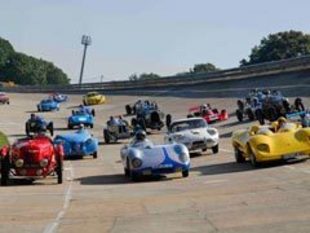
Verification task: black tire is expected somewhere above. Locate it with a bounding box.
[249,153,260,168]
[212,144,219,154]
[90,124,94,129]
[166,114,172,128]
[294,98,305,112]
[125,159,130,177]
[104,129,110,144]
[212,108,218,114]
[131,118,138,127]
[68,123,73,129]
[25,122,30,136]
[93,151,97,159]
[7,101,9,105]
[246,109,255,121]
[48,122,54,136]
[202,148,207,152]
[1,155,10,186]
[137,118,147,131]
[125,105,132,115]
[130,170,139,182]
[56,157,63,184]
[37,106,41,112]
[255,109,265,125]
[187,114,194,118]
[91,109,96,117]
[182,170,189,178]
[234,148,245,163]
[83,100,87,106]
[72,110,75,115]
[236,109,243,122]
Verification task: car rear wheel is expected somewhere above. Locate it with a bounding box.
[125,105,132,115]
[234,148,245,163]
[1,155,10,186]
[68,123,73,129]
[56,157,63,184]
[25,122,30,137]
[90,124,94,129]
[104,129,110,144]
[93,151,98,159]
[48,122,54,136]
[236,109,243,122]
[212,144,219,154]
[182,170,189,178]
[91,109,96,117]
[166,114,172,128]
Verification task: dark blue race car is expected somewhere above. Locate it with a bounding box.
[68,110,94,129]
[25,115,54,136]
[54,128,98,159]
[37,99,60,112]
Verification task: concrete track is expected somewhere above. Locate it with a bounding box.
[0,81,309,233]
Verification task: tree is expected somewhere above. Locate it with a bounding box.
[0,36,70,85]
[241,30,310,66]
[128,72,161,81]
[190,63,220,73]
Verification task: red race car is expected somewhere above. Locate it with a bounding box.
[188,104,228,124]
[0,92,9,104]
[0,134,64,186]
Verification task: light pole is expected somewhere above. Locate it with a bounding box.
[79,35,92,86]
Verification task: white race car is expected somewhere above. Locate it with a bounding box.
[164,117,219,154]
[120,139,190,181]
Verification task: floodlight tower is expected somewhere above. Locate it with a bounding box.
[79,35,92,86]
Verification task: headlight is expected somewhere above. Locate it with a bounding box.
[15,159,24,168]
[179,152,189,163]
[132,158,142,168]
[40,159,49,167]
[207,128,217,136]
[257,144,270,152]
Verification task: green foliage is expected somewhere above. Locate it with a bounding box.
[0,131,9,148]
[241,30,310,66]
[190,63,220,73]
[129,72,161,81]
[0,37,70,85]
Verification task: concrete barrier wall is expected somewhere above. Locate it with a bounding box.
[4,55,310,93]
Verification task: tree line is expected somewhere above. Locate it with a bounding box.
[129,30,310,80]
[0,37,69,85]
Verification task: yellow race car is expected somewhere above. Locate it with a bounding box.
[83,92,106,106]
[232,122,310,167]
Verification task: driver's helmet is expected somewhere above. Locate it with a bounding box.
[135,130,146,141]
[263,89,271,96]
[30,113,36,120]
[252,97,259,104]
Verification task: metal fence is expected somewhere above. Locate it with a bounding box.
[4,55,310,93]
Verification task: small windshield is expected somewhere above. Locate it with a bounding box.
[42,99,53,103]
[87,92,99,97]
[170,119,207,133]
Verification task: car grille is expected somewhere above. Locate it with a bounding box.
[192,141,205,146]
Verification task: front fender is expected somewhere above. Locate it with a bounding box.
[0,146,10,158]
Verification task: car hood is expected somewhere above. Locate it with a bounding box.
[55,130,91,143]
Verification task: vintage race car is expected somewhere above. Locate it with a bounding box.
[188,105,228,124]
[68,110,94,129]
[103,120,132,144]
[0,134,64,186]
[125,100,158,115]
[121,139,190,181]
[54,128,98,159]
[25,115,54,136]
[232,123,310,167]
[37,99,60,112]
[83,91,106,106]
[50,93,68,103]
[0,92,10,104]
[165,117,219,154]
[72,105,95,117]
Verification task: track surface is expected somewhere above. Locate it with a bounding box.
[0,89,309,233]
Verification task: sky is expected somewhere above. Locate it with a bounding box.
[0,0,309,83]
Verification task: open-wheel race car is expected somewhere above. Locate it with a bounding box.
[25,114,54,136]
[165,117,219,154]
[0,134,64,186]
[0,92,10,104]
[68,109,94,129]
[54,128,98,159]
[232,120,310,167]
[120,131,190,181]
[72,105,95,117]
[188,104,228,124]
[103,117,132,144]
[125,100,158,115]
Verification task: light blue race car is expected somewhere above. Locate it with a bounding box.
[37,99,60,112]
[68,110,94,129]
[72,105,95,117]
[120,139,190,181]
[54,128,98,159]
[51,93,69,103]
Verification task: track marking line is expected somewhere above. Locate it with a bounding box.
[43,162,74,233]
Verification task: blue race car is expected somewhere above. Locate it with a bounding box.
[54,128,98,159]
[37,99,60,112]
[25,114,54,136]
[68,110,94,129]
[51,93,69,103]
[72,105,95,117]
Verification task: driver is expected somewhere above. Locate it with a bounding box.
[131,130,153,148]
[275,117,288,132]
[107,116,119,126]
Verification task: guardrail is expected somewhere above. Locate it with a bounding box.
[4,55,310,93]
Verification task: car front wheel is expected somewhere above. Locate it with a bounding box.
[212,144,219,154]
[182,170,189,177]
